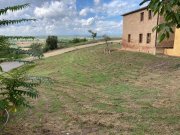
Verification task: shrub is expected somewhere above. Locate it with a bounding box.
[70,38,88,44]
[71,38,80,43]
[103,35,111,54]
[0,64,52,116]
[29,43,44,58]
[43,44,50,52]
[0,65,40,110]
[45,36,58,51]
[103,35,111,44]
[82,38,87,42]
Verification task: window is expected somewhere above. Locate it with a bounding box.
[147,33,151,43]
[139,34,143,43]
[128,34,131,42]
[140,12,144,21]
[148,10,152,19]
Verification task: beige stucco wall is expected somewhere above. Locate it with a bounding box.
[164,29,180,57]
[122,9,158,54]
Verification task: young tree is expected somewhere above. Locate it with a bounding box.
[0,4,46,127]
[103,35,111,54]
[29,43,44,59]
[88,30,97,40]
[140,0,180,42]
[103,35,111,46]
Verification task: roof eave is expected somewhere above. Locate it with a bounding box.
[121,6,148,16]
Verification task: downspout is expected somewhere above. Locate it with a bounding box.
[155,12,160,47]
[154,12,160,54]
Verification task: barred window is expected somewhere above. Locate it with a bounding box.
[147,33,151,43]
[148,10,152,19]
[140,12,144,21]
[139,34,143,43]
[128,34,131,42]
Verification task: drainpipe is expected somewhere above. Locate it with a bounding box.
[155,12,160,47]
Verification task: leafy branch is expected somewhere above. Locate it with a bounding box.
[0,19,36,26]
[0,3,46,117]
[140,0,180,42]
[0,4,30,15]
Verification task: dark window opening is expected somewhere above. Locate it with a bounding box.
[148,10,152,19]
[140,12,144,21]
[147,33,151,43]
[139,34,143,43]
[128,34,131,42]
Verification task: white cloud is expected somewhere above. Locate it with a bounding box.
[79,0,136,18]
[34,0,76,18]
[94,0,101,5]
[91,0,137,17]
[99,0,128,16]
[79,8,94,16]
[80,17,95,26]
[79,8,89,16]
[0,0,135,36]
[140,2,149,8]
[95,20,123,34]
[0,8,30,20]
[0,25,42,36]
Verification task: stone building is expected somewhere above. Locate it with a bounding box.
[122,6,180,56]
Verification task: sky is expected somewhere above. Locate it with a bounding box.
[0,0,148,37]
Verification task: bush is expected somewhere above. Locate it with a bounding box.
[0,65,40,111]
[29,43,44,58]
[82,38,88,42]
[45,36,58,51]
[70,38,88,44]
[71,38,80,43]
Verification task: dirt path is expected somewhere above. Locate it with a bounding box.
[0,40,121,72]
[43,40,121,58]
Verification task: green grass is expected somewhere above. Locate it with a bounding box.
[3,43,180,135]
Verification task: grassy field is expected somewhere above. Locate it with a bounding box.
[3,44,180,135]
[15,37,121,51]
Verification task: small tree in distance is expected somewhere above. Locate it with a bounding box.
[103,34,111,46]
[88,30,97,40]
[103,34,111,54]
